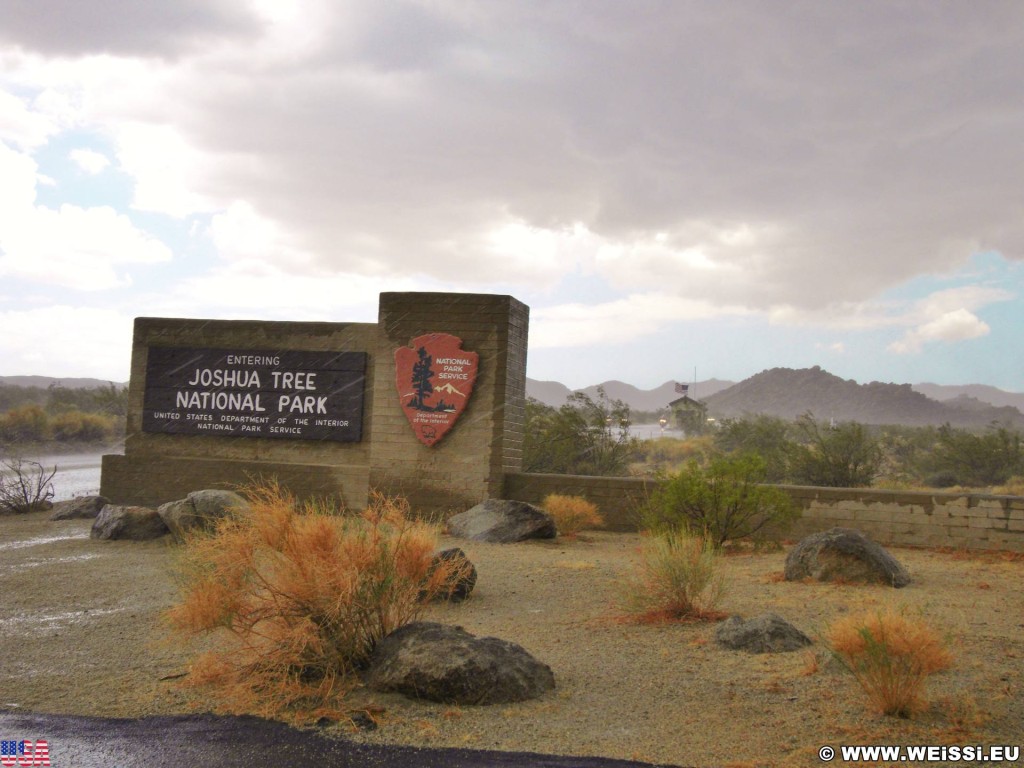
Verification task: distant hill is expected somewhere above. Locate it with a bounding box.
[8,373,1022,428]
[912,383,1024,412]
[704,367,1024,428]
[0,375,123,389]
[526,378,735,411]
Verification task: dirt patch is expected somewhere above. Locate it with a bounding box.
[1,510,1022,767]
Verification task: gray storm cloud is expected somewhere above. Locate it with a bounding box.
[2,0,1021,312]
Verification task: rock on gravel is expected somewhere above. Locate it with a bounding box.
[446,500,556,543]
[91,504,169,541]
[714,612,813,653]
[784,527,911,587]
[49,495,109,521]
[365,621,555,704]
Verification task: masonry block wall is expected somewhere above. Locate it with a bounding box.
[503,472,656,531]
[369,293,529,514]
[778,485,1024,552]
[503,472,1024,552]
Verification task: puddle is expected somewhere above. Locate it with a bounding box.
[0,606,130,636]
[0,553,103,572]
[0,532,91,552]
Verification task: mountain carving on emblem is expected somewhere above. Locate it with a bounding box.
[434,382,466,397]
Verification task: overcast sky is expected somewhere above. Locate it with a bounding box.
[1,0,1022,391]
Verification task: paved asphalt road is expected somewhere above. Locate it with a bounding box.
[0,711,688,768]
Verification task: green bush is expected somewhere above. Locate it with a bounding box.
[714,414,793,482]
[641,454,797,546]
[788,414,882,487]
[925,424,1023,488]
[523,389,640,476]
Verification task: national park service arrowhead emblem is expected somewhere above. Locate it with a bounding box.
[394,333,479,446]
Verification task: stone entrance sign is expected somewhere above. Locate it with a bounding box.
[394,333,478,447]
[142,347,366,441]
[101,292,529,514]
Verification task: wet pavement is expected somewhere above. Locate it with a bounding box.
[0,711,683,768]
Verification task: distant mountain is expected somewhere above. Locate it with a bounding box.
[526,379,574,408]
[704,367,1024,428]
[0,375,123,389]
[526,378,735,411]
[912,383,1024,412]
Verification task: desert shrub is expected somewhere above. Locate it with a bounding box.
[523,389,640,476]
[166,482,468,721]
[641,454,797,546]
[826,608,953,718]
[788,414,883,487]
[924,470,960,489]
[0,457,56,513]
[924,424,1023,488]
[991,476,1024,496]
[714,414,793,482]
[50,410,116,441]
[634,435,715,474]
[618,530,725,622]
[542,493,603,538]
[0,405,50,442]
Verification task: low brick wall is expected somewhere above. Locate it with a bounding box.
[778,485,1024,552]
[503,472,655,531]
[502,472,1024,552]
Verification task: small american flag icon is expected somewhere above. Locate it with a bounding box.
[0,739,50,767]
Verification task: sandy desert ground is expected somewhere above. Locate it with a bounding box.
[1,509,1021,767]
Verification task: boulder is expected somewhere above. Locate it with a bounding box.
[784,527,911,588]
[422,547,477,603]
[446,499,556,543]
[715,612,813,653]
[158,489,247,541]
[365,622,555,705]
[91,505,169,541]
[49,495,109,521]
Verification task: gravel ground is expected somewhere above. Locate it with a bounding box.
[1,509,1022,767]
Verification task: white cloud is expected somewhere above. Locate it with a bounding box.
[888,309,991,355]
[0,140,172,290]
[209,200,311,266]
[532,293,752,349]
[0,89,59,148]
[0,305,133,379]
[115,123,216,217]
[160,260,437,323]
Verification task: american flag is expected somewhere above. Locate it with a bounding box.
[674,382,689,394]
[0,740,50,767]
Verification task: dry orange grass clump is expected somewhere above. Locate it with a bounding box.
[166,481,465,722]
[826,607,954,718]
[618,530,726,623]
[542,493,603,538]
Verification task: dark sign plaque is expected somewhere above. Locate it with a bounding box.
[142,347,366,442]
